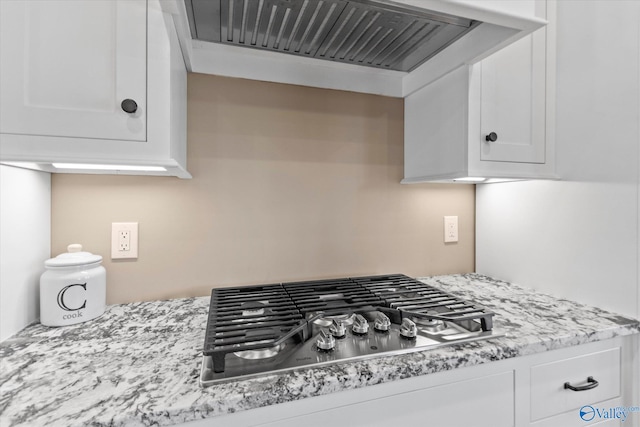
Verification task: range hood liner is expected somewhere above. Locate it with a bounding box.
[185,0,480,72]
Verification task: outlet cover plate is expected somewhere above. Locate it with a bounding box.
[444,216,458,243]
[111,222,138,259]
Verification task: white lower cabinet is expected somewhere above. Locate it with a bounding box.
[530,348,621,422]
[185,336,637,427]
[260,371,514,427]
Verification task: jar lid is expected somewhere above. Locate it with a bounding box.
[45,244,103,268]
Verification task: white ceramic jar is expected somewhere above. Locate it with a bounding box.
[40,244,106,327]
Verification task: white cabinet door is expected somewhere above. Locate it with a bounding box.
[0,0,146,141]
[478,2,547,164]
[403,1,555,183]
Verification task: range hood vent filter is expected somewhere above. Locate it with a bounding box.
[185,0,480,72]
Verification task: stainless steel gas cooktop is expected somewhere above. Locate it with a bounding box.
[200,274,503,386]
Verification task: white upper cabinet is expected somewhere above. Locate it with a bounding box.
[0,0,190,179]
[479,27,546,164]
[1,1,147,142]
[403,0,556,183]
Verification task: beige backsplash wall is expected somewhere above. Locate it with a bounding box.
[51,73,475,304]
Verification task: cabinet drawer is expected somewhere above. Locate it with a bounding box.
[530,347,621,421]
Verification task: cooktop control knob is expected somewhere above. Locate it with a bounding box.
[316,329,336,351]
[352,314,369,335]
[400,318,417,339]
[329,319,346,338]
[373,313,391,332]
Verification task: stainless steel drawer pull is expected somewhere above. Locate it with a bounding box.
[564,376,599,391]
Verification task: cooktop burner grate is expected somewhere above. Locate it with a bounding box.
[203,274,496,374]
[354,275,494,331]
[204,283,309,372]
[284,277,383,315]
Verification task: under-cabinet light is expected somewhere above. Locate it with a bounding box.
[1,162,47,170]
[453,177,487,183]
[52,163,167,172]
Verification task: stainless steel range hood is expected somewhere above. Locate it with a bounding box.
[184,0,480,72]
[164,0,546,97]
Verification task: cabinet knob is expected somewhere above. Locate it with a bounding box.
[485,132,498,142]
[121,99,138,114]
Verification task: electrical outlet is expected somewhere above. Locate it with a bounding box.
[444,216,458,243]
[112,222,138,259]
[119,230,130,251]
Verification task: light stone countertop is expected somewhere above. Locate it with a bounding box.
[1,274,638,427]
